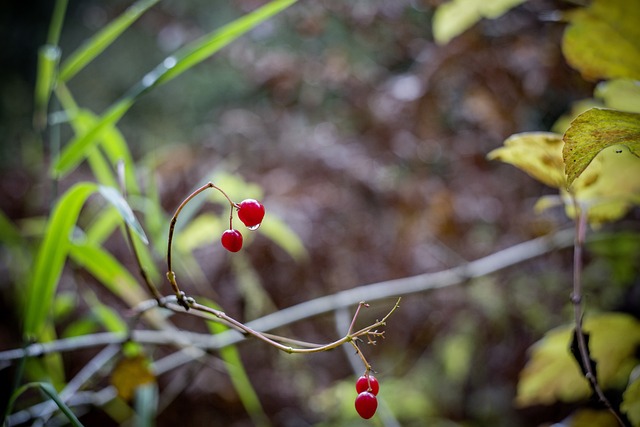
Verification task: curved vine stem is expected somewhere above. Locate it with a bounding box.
[166,181,236,305]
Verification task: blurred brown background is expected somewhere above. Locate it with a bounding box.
[1,0,638,426]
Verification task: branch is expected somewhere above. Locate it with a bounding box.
[0,229,575,362]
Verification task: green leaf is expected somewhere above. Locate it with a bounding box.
[595,79,640,114]
[58,0,159,82]
[563,108,640,186]
[516,313,640,407]
[433,0,525,45]
[53,0,297,178]
[487,132,566,188]
[98,185,148,244]
[562,0,640,81]
[5,382,84,427]
[23,182,98,341]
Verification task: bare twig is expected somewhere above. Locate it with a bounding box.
[570,199,629,427]
[0,228,576,363]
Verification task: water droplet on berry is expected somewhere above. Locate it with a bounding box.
[246,223,261,231]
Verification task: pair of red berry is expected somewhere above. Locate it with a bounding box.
[355,374,379,419]
[220,199,265,252]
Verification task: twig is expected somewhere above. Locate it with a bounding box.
[117,160,164,302]
[0,229,576,362]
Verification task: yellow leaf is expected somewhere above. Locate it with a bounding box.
[516,313,640,407]
[563,108,640,187]
[487,132,566,188]
[433,0,525,44]
[562,0,640,81]
[622,368,640,426]
[567,143,640,225]
[568,409,619,427]
[595,80,640,114]
[110,355,156,401]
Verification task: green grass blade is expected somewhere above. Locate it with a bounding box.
[23,182,99,341]
[33,45,61,130]
[204,300,270,427]
[258,215,308,262]
[156,0,298,86]
[0,209,24,247]
[33,0,68,129]
[98,185,148,244]
[61,102,140,195]
[85,206,122,245]
[52,98,133,177]
[39,382,85,427]
[4,382,84,427]
[53,0,297,179]
[87,147,119,189]
[68,241,168,330]
[59,0,159,83]
[46,0,69,46]
[68,241,148,307]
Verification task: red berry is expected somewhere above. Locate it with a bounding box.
[355,391,377,419]
[221,229,243,252]
[356,375,379,395]
[237,199,265,229]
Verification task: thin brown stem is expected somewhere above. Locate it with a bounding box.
[166,182,237,300]
[117,162,163,302]
[183,298,400,355]
[348,301,369,334]
[570,197,629,427]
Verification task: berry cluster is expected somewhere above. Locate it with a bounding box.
[354,374,379,419]
[220,198,266,252]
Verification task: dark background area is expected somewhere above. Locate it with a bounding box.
[1,0,638,426]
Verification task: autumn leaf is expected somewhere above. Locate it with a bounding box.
[432,0,525,45]
[487,132,566,188]
[515,313,640,407]
[565,143,640,225]
[110,355,156,401]
[567,409,620,427]
[621,369,640,427]
[562,0,640,81]
[563,108,640,186]
[595,80,640,114]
